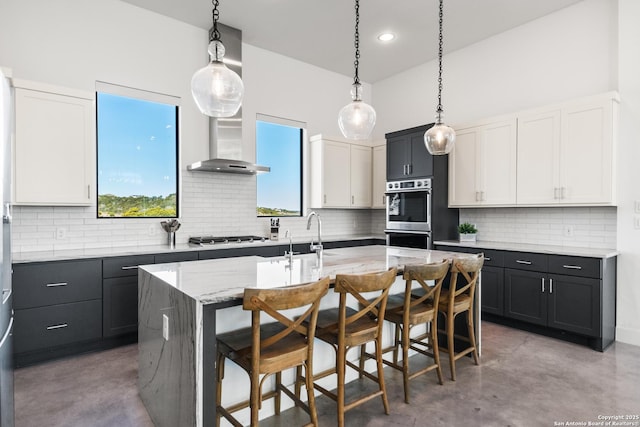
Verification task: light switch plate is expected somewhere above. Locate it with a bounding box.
[162,314,169,341]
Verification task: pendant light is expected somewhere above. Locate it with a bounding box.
[191,0,244,117]
[424,0,456,155]
[338,0,376,140]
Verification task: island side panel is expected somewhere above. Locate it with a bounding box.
[138,269,197,427]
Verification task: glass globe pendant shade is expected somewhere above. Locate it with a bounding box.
[424,114,456,155]
[338,83,376,140]
[191,40,244,118]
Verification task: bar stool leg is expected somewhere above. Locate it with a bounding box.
[447,313,456,381]
[431,318,444,385]
[401,324,410,403]
[305,361,319,426]
[250,370,260,426]
[375,338,390,414]
[337,344,347,427]
[275,372,282,414]
[393,323,401,365]
[467,309,479,365]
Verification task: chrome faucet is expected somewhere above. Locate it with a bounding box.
[306,211,323,257]
[284,229,295,264]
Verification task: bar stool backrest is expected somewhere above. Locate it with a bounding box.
[243,277,330,357]
[448,254,484,306]
[402,260,450,310]
[334,267,398,334]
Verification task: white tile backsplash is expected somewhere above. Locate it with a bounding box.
[11,172,379,253]
[460,207,617,248]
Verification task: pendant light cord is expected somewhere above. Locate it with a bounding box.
[436,0,444,114]
[353,0,361,85]
[209,0,221,42]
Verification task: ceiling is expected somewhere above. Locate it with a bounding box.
[120,0,584,83]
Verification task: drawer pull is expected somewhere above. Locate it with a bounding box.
[516,260,532,265]
[550,278,553,294]
[46,323,68,330]
[562,265,582,270]
[541,278,545,293]
[46,282,68,287]
[484,257,491,261]
[121,266,138,271]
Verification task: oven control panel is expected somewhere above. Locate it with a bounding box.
[386,178,432,192]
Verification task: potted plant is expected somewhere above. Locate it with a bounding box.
[458,222,478,242]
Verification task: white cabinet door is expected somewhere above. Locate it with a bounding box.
[516,110,561,205]
[350,144,372,207]
[560,100,614,205]
[14,84,94,206]
[480,120,517,205]
[449,118,516,207]
[371,144,386,209]
[320,140,350,207]
[448,127,479,207]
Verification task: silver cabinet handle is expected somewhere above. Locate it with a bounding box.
[408,164,412,175]
[87,184,91,199]
[516,260,532,265]
[382,195,385,205]
[352,195,355,205]
[46,282,68,287]
[485,257,491,261]
[121,266,138,270]
[47,323,68,330]
[562,265,582,270]
[324,194,327,204]
[541,278,545,293]
[549,278,553,294]
[403,164,408,175]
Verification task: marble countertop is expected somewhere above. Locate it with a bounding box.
[139,245,470,305]
[12,234,385,263]
[433,240,618,259]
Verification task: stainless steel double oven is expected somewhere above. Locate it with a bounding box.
[385,178,432,249]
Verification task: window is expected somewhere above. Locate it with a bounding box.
[96,82,179,218]
[256,115,304,217]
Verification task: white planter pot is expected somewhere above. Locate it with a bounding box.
[459,233,477,242]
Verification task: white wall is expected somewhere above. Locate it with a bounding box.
[0,0,375,251]
[615,0,640,346]
[373,0,640,347]
[372,0,615,137]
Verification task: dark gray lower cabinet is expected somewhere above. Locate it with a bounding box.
[480,266,504,316]
[436,244,616,351]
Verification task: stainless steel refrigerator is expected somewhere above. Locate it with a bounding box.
[0,67,14,427]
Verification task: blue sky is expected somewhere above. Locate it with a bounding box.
[97,93,177,198]
[256,121,301,212]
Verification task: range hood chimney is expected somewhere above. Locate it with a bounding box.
[187,24,270,175]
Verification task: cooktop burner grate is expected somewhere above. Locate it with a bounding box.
[189,235,268,245]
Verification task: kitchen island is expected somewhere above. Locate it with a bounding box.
[138,245,477,427]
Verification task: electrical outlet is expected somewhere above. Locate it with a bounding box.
[55,227,67,240]
[563,225,574,237]
[148,224,157,236]
[162,314,169,341]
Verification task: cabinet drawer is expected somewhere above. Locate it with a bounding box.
[548,255,601,279]
[154,251,199,264]
[504,251,548,272]
[13,259,102,309]
[103,255,155,278]
[14,299,102,354]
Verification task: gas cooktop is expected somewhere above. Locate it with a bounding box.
[188,235,269,246]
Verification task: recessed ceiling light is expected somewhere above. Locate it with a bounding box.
[377,32,395,42]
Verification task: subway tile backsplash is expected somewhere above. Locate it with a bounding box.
[10,173,378,253]
[10,171,617,253]
[460,207,617,248]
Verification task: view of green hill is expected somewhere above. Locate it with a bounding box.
[98,194,177,217]
[257,206,300,217]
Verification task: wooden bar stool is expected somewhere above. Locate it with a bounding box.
[362,260,449,403]
[437,253,484,381]
[216,277,330,427]
[302,267,397,427]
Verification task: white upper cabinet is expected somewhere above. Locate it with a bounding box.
[517,93,618,206]
[449,118,517,207]
[309,135,373,209]
[13,80,95,206]
[371,144,386,209]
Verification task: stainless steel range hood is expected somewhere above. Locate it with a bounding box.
[187,24,270,175]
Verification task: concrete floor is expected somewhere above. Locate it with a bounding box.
[14,322,640,427]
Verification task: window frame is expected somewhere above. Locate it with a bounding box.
[255,114,305,218]
[95,81,180,219]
